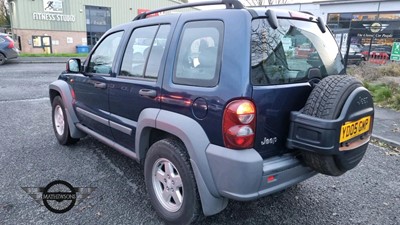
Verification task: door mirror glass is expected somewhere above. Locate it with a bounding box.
[67,58,81,73]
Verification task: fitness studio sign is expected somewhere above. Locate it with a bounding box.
[32,0,76,22]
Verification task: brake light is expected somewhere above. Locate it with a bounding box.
[223,99,256,149]
[5,36,14,49]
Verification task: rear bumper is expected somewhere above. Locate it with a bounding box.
[206,144,316,201]
[4,48,19,59]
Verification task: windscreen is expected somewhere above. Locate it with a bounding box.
[251,18,345,85]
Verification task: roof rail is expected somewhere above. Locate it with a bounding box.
[133,0,244,21]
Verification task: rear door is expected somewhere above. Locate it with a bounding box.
[108,23,172,150]
[250,18,345,158]
[73,31,124,139]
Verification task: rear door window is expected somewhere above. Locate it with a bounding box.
[251,19,344,85]
[120,24,170,79]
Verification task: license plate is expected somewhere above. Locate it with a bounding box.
[340,116,371,143]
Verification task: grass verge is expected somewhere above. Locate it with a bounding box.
[348,62,400,111]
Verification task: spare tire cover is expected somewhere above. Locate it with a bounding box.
[301,75,372,176]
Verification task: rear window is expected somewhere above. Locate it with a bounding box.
[251,18,344,86]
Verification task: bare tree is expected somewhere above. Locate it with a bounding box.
[242,0,288,6]
[0,0,10,28]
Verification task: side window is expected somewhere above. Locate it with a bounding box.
[120,24,170,79]
[174,21,224,87]
[87,31,123,75]
[0,37,4,43]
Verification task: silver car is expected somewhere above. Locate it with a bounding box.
[0,33,19,65]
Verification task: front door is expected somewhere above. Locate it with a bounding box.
[73,31,124,139]
[108,24,171,150]
[42,36,52,54]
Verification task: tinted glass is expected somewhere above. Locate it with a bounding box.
[120,25,170,79]
[87,31,123,74]
[145,25,170,78]
[174,20,223,87]
[120,26,158,77]
[251,19,344,86]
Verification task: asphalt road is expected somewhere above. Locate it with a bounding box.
[0,63,399,225]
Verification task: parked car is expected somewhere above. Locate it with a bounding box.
[0,33,19,65]
[361,45,392,59]
[294,42,315,58]
[49,1,374,224]
[341,45,365,65]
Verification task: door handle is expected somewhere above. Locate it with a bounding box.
[139,89,157,98]
[94,82,107,89]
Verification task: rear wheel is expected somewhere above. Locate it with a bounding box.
[144,139,202,224]
[301,75,367,176]
[0,53,6,65]
[52,96,79,145]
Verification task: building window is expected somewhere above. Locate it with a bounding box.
[32,36,42,48]
[339,13,352,28]
[352,13,378,21]
[328,13,339,23]
[378,13,400,21]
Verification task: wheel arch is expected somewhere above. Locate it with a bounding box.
[135,109,228,216]
[49,80,86,138]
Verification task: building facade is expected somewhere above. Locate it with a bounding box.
[8,0,184,53]
[269,0,400,54]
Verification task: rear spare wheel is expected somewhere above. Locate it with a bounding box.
[288,75,374,176]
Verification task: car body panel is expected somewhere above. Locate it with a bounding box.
[0,34,19,62]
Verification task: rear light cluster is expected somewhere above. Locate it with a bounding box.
[5,36,14,49]
[222,99,256,149]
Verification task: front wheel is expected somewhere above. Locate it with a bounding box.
[52,96,79,145]
[144,139,202,224]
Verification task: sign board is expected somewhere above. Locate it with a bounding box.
[43,0,63,13]
[390,42,400,61]
[32,0,75,22]
[137,9,160,18]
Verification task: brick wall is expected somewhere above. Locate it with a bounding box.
[13,29,87,54]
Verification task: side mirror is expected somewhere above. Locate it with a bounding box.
[66,58,81,73]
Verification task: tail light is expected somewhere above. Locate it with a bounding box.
[5,36,14,49]
[223,99,256,149]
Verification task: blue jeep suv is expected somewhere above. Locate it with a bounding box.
[49,1,374,224]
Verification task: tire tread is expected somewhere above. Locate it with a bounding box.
[301,75,362,176]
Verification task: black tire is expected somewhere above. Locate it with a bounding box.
[301,75,364,176]
[144,139,202,225]
[0,53,6,65]
[51,96,79,145]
